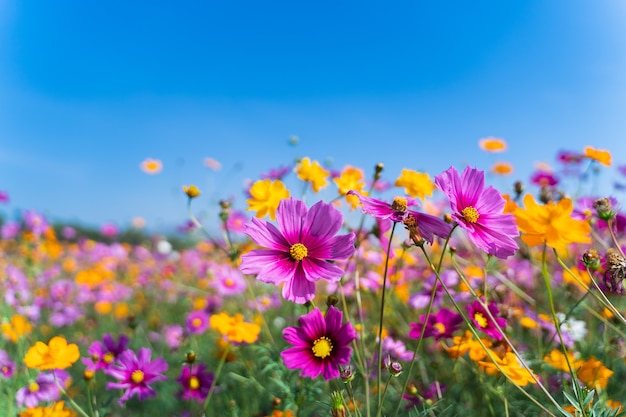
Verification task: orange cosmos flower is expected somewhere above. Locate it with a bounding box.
[490,162,513,176]
[576,355,613,389]
[478,350,538,387]
[210,312,260,344]
[18,401,77,417]
[394,169,435,200]
[583,146,612,166]
[514,194,591,253]
[543,349,577,372]
[478,137,507,152]
[24,336,80,370]
[140,158,163,174]
[1,314,33,343]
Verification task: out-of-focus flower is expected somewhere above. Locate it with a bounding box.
[281,306,356,381]
[2,314,33,343]
[490,162,513,176]
[557,150,584,165]
[583,146,612,166]
[140,158,162,174]
[0,190,9,203]
[1,221,20,239]
[576,355,613,389]
[23,210,49,237]
[478,351,537,387]
[100,223,118,238]
[0,349,16,378]
[334,166,367,210]
[186,310,210,335]
[530,170,559,187]
[16,370,69,408]
[210,264,246,296]
[82,334,130,372]
[132,217,146,229]
[394,169,436,200]
[435,166,519,258]
[176,363,214,402]
[261,165,292,180]
[479,137,507,152]
[203,157,221,171]
[224,210,248,233]
[18,400,76,417]
[61,227,76,239]
[467,299,506,341]
[240,197,355,304]
[183,185,201,199]
[24,336,80,371]
[409,307,463,341]
[209,312,260,344]
[445,331,491,361]
[514,194,591,253]
[105,348,168,405]
[294,157,329,192]
[543,349,577,372]
[246,179,290,220]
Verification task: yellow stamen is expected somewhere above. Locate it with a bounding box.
[131,370,145,384]
[224,278,234,287]
[433,323,446,334]
[474,312,488,328]
[103,352,115,364]
[192,318,202,328]
[189,376,200,390]
[391,197,408,213]
[312,336,333,358]
[289,243,308,261]
[461,206,480,223]
[29,382,40,392]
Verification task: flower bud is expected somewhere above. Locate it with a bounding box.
[582,250,601,270]
[186,351,196,364]
[593,197,615,221]
[183,185,201,199]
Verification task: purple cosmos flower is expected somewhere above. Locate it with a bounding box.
[409,307,463,341]
[83,334,130,372]
[185,310,210,335]
[0,190,8,203]
[467,299,507,341]
[435,166,519,259]
[348,191,451,245]
[281,306,356,380]
[105,348,168,405]
[15,370,69,408]
[1,221,20,240]
[210,264,246,296]
[240,197,355,304]
[530,170,559,187]
[0,349,15,378]
[22,210,49,237]
[176,364,214,402]
[261,165,292,180]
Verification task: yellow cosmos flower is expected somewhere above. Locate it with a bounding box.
[478,137,507,152]
[543,349,577,372]
[140,158,162,174]
[210,312,260,344]
[334,166,367,209]
[478,350,538,387]
[182,185,201,199]
[562,266,590,292]
[24,336,80,370]
[19,401,77,417]
[246,179,290,220]
[294,157,329,192]
[445,331,491,361]
[1,314,33,343]
[584,146,612,166]
[577,355,613,390]
[394,169,435,200]
[490,161,513,176]
[514,194,591,253]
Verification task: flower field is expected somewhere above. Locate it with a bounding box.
[2,142,626,417]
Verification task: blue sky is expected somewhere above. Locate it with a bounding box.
[1,1,625,232]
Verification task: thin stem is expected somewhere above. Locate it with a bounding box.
[203,343,230,413]
[53,377,90,417]
[376,222,397,416]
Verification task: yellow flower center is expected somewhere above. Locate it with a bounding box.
[474,312,488,329]
[391,197,408,213]
[192,318,203,328]
[224,278,234,287]
[189,376,200,390]
[131,370,145,384]
[312,336,333,358]
[461,206,480,223]
[103,352,115,364]
[289,243,308,261]
[29,382,40,392]
[433,323,446,334]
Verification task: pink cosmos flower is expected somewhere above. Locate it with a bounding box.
[435,166,519,259]
[467,299,507,341]
[240,197,355,304]
[176,363,214,402]
[82,334,130,372]
[185,310,210,335]
[347,191,451,244]
[105,348,168,405]
[0,349,15,378]
[408,307,463,341]
[281,306,356,380]
[16,370,69,408]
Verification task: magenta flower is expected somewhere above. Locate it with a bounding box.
[185,310,210,335]
[0,349,15,378]
[282,306,356,380]
[83,334,130,372]
[15,370,69,408]
[530,170,559,187]
[105,348,168,405]
[408,307,463,341]
[467,299,507,341]
[0,190,8,203]
[435,166,519,259]
[176,363,214,402]
[240,197,355,304]
[348,191,451,244]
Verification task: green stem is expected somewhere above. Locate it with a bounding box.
[203,343,230,412]
[53,377,90,417]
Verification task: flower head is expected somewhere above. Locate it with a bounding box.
[140,158,162,174]
[333,166,367,209]
[24,336,80,370]
[82,334,130,372]
[240,197,355,304]
[583,146,612,166]
[409,307,463,341]
[435,166,519,258]
[490,162,513,176]
[209,312,260,344]
[246,179,290,220]
[16,370,69,408]
[176,363,214,402]
[18,401,76,417]
[394,169,436,200]
[467,299,506,341]
[105,348,168,405]
[514,194,591,253]
[479,137,507,152]
[294,157,329,192]
[281,306,356,380]
[2,314,33,343]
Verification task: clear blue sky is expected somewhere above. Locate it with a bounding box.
[1,1,625,232]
